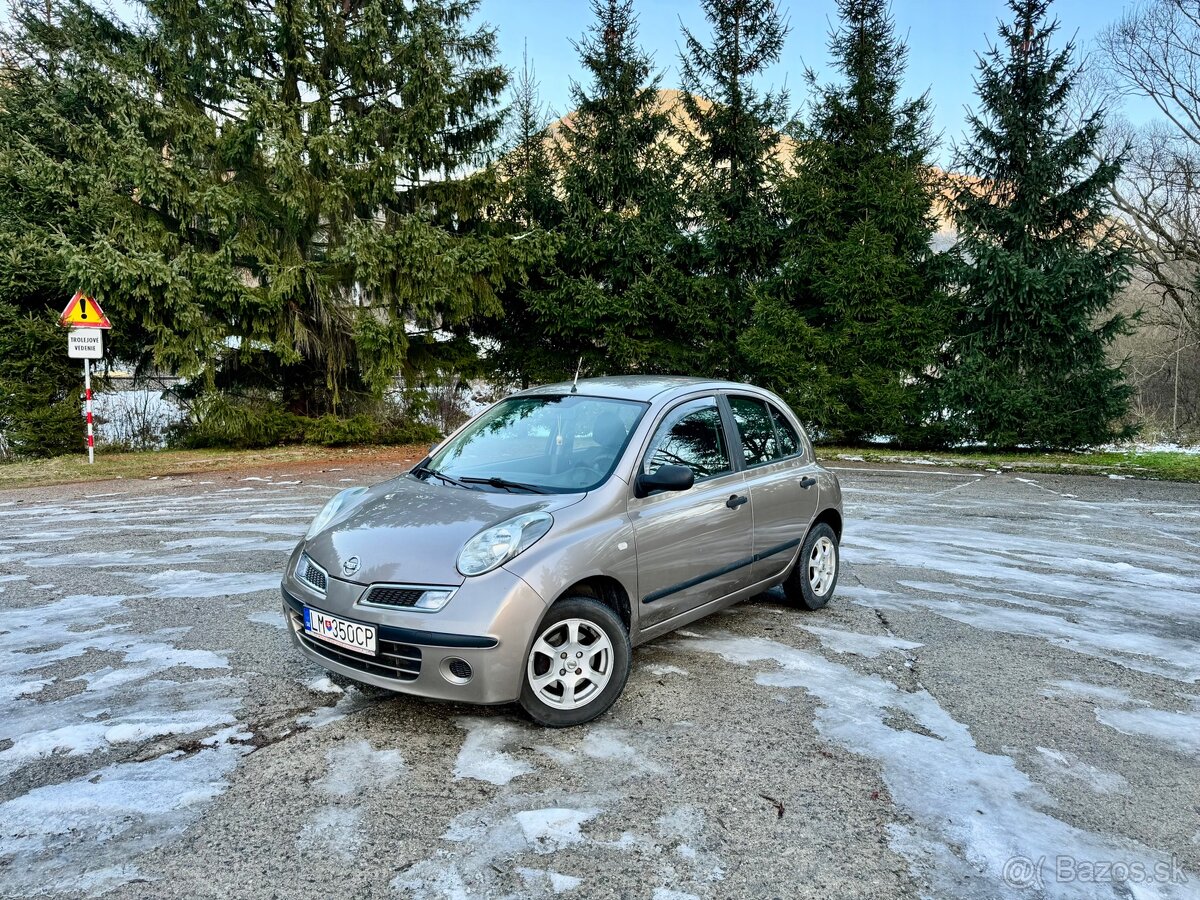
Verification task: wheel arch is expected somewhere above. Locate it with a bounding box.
[812,507,843,541]
[550,575,632,633]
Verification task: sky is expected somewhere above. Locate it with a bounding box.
[472,0,1155,166]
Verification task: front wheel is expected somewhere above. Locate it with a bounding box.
[782,522,839,610]
[519,597,631,727]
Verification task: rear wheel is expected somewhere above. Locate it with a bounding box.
[782,522,839,611]
[519,597,631,727]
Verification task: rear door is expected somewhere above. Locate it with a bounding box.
[629,396,753,629]
[725,394,820,583]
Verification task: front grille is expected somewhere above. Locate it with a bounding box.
[448,658,472,680]
[363,586,425,608]
[301,558,327,593]
[290,610,421,681]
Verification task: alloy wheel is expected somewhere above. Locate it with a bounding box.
[807,535,837,596]
[526,617,614,710]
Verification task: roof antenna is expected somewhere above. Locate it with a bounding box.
[571,357,583,393]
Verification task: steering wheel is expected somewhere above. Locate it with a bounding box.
[571,464,604,486]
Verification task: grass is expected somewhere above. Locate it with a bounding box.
[2,442,1198,491]
[0,444,427,491]
[814,445,1200,483]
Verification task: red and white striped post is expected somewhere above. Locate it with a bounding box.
[84,358,94,464]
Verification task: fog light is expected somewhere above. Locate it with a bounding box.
[440,657,473,684]
[414,589,454,611]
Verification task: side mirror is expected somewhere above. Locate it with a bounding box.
[635,464,695,498]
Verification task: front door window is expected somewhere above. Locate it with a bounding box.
[643,399,732,482]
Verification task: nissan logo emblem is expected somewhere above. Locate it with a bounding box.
[342,556,361,576]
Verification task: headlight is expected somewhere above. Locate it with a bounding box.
[457,512,552,577]
[305,486,369,539]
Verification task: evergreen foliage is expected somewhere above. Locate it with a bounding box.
[535,0,694,377]
[0,0,518,415]
[743,0,945,443]
[678,0,789,378]
[0,0,1141,457]
[941,0,1133,448]
[476,52,567,388]
[0,305,84,459]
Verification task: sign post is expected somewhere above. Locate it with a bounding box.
[58,292,112,464]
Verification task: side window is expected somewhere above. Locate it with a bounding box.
[644,398,732,480]
[729,396,779,467]
[769,403,803,458]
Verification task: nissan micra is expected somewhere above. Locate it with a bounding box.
[281,376,843,726]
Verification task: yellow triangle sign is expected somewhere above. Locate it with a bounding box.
[59,292,112,329]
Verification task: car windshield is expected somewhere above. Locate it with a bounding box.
[419,394,649,493]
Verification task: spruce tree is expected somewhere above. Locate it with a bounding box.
[742,0,945,442]
[678,0,789,378]
[941,0,1133,448]
[0,0,515,416]
[478,52,565,388]
[530,0,692,377]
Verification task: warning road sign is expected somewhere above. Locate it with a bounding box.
[59,292,112,329]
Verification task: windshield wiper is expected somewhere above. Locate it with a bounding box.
[412,465,475,490]
[458,476,550,494]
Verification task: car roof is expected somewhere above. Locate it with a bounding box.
[514,375,764,403]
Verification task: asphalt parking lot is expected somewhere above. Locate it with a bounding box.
[0,464,1197,899]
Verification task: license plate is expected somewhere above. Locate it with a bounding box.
[303,607,377,656]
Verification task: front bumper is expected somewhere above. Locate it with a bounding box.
[281,553,547,705]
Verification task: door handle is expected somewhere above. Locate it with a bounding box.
[726,494,748,509]
[800,476,817,489]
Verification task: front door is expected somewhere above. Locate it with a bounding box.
[629,396,753,628]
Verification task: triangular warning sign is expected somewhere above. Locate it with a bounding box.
[59,292,112,329]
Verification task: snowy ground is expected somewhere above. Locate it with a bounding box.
[0,466,1197,899]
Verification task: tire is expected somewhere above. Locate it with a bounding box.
[519,596,631,728]
[782,522,839,611]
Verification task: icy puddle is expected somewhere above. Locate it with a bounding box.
[392,717,720,898]
[843,479,1200,683]
[680,632,1195,900]
[0,483,333,894]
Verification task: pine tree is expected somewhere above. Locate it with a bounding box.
[478,51,566,388]
[742,0,945,443]
[529,0,692,377]
[0,0,516,416]
[941,0,1133,448]
[0,305,83,458]
[678,0,790,378]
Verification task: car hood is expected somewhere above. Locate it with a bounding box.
[304,475,585,586]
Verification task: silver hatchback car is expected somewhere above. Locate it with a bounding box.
[281,376,843,726]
